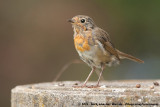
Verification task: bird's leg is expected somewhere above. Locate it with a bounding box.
[96,65,105,87]
[95,69,105,81]
[81,67,95,87]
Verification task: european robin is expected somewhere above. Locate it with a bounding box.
[68,15,144,87]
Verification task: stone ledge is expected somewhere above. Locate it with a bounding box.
[11,80,160,107]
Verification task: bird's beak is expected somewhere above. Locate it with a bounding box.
[68,19,74,23]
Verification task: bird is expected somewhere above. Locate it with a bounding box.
[68,15,144,87]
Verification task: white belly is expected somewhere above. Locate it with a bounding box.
[76,45,111,68]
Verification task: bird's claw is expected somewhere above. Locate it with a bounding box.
[73,84,100,88]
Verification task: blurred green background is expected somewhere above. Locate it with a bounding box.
[0,0,160,106]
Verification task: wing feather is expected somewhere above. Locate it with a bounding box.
[93,27,120,60]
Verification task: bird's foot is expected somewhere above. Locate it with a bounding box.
[72,84,87,88]
[73,84,100,88]
[87,85,100,88]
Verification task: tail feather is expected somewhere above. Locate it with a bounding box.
[116,49,144,63]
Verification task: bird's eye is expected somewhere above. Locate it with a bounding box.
[81,19,85,23]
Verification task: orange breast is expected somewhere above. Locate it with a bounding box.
[74,35,90,52]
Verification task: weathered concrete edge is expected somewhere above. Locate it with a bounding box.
[11,81,160,107]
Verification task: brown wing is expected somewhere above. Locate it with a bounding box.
[93,27,120,60]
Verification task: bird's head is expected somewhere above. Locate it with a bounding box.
[68,15,96,31]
